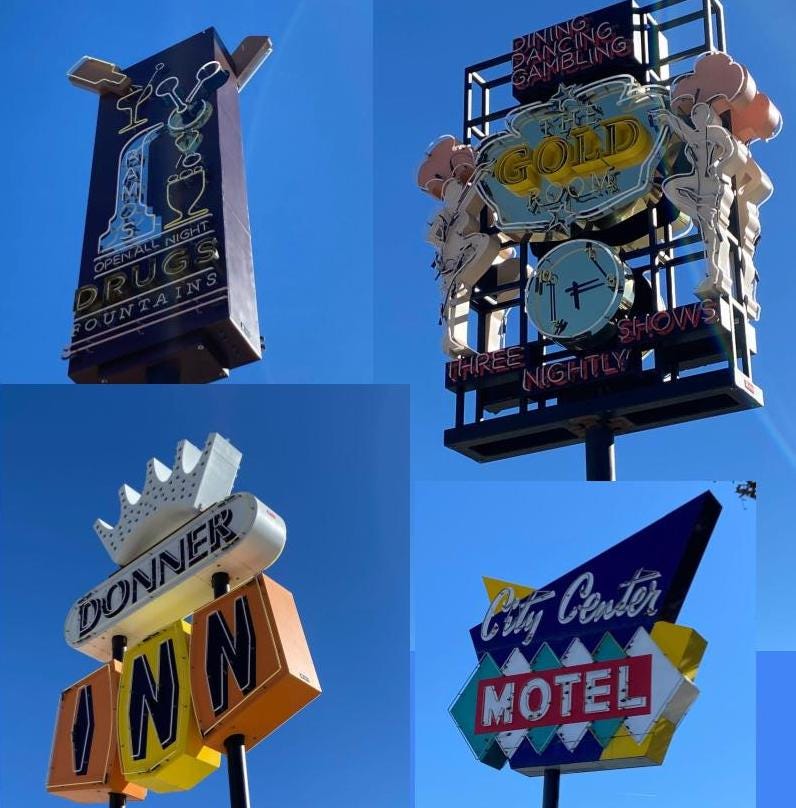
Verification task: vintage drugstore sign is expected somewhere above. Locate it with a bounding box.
[450,492,720,776]
[476,76,669,235]
[66,29,271,382]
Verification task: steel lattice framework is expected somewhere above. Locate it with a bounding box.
[444,0,762,462]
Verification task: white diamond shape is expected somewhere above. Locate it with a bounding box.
[623,627,699,742]
[560,637,593,667]
[496,729,527,759]
[501,648,532,675]
[555,638,593,751]
[496,649,533,758]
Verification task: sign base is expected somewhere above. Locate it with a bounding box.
[67,328,260,383]
[445,367,762,462]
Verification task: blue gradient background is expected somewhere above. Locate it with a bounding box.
[0,385,409,807]
[757,652,791,808]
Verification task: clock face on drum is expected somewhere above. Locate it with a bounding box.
[526,239,634,347]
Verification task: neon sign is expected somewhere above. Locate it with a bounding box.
[450,492,720,776]
[476,77,669,235]
[475,655,652,733]
[445,300,722,395]
[47,434,320,800]
[66,29,272,383]
[511,1,642,104]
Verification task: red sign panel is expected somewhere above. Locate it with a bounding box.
[475,655,652,734]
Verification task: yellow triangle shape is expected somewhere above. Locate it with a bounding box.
[650,621,707,680]
[482,577,534,602]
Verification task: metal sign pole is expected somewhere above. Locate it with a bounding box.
[211,572,252,808]
[109,635,127,808]
[584,421,615,481]
[145,362,182,383]
[224,735,251,808]
[542,769,560,808]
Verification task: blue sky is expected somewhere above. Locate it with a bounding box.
[0,385,409,807]
[757,652,792,807]
[0,0,372,384]
[413,481,755,808]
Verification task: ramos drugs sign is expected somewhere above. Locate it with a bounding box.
[66,29,269,383]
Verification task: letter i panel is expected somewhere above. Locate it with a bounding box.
[47,662,146,803]
[117,620,220,792]
[189,574,322,751]
[68,28,261,383]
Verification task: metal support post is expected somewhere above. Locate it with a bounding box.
[109,635,127,808]
[146,361,181,383]
[542,769,560,808]
[224,734,251,808]
[211,572,252,808]
[585,421,616,481]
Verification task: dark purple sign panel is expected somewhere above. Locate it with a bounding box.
[67,28,261,383]
[469,492,720,663]
[511,1,643,104]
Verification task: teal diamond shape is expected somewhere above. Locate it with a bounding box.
[592,632,627,662]
[525,643,561,753]
[590,717,624,748]
[527,725,559,754]
[450,653,506,766]
[590,631,627,748]
[529,642,561,671]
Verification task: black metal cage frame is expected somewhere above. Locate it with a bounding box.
[445,0,763,463]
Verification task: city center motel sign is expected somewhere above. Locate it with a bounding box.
[450,492,720,781]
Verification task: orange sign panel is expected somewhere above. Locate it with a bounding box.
[47,662,146,803]
[190,574,321,751]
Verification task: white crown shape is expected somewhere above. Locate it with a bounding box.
[94,433,242,566]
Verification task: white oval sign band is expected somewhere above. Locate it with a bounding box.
[65,493,286,661]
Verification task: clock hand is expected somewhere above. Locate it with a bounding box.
[588,253,608,278]
[564,278,602,310]
[550,283,557,322]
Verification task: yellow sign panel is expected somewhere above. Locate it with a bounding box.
[493,116,653,197]
[482,577,534,603]
[599,622,706,766]
[118,620,220,792]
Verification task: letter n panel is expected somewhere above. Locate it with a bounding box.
[118,620,220,792]
[190,573,321,751]
[47,662,146,803]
